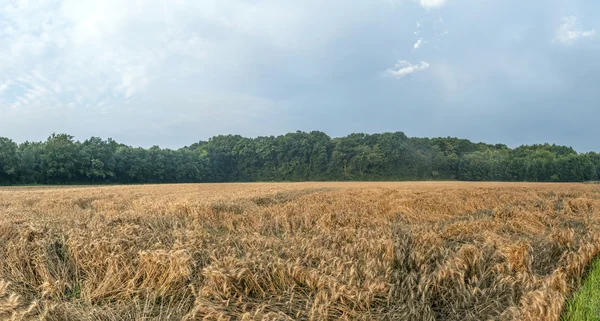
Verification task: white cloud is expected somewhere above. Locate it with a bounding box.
[389,0,446,9]
[0,80,13,94]
[555,16,596,46]
[0,0,367,115]
[0,0,375,145]
[419,0,447,9]
[0,0,168,110]
[413,38,426,49]
[386,61,430,78]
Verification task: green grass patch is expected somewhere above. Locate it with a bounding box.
[563,257,600,321]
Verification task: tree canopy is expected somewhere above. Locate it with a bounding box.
[0,131,599,185]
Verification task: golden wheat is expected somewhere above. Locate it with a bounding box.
[0,182,599,320]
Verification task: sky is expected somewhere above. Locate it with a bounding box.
[1,0,599,151]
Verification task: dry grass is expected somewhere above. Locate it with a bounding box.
[1,182,599,320]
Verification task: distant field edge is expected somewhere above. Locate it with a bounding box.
[3,180,600,188]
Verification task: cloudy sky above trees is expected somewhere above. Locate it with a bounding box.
[1,0,599,150]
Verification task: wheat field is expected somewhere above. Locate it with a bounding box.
[1,182,599,320]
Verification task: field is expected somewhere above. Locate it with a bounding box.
[1,182,600,321]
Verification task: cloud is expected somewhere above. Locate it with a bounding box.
[386,61,430,78]
[413,38,425,49]
[555,16,596,45]
[2,0,600,152]
[419,0,447,9]
[0,81,12,95]
[389,0,447,9]
[0,0,170,111]
[0,0,375,146]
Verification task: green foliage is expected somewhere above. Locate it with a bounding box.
[562,257,600,321]
[1,131,600,185]
[0,137,19,184]
[40,134,78,184]
[79,137,117,181]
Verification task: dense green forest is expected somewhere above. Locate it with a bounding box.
[0,131,599,185]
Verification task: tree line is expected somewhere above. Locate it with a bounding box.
[0,131,599,185]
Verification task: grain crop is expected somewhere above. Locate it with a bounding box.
[1,182,599,320]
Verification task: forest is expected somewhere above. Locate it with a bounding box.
[0,131,599,185]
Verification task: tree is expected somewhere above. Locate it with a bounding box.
[17,142,43,184]
[0,131,596,185]
[114,147,150,183]
[0,137,19,184]
[522,150,555,182]
[586,152,600,181]
[330,134,368,179]
[201,135,244,181]
[555,154,595,182]
[458,151,493,181]
[40,134,79,184]
[79,137,117,182]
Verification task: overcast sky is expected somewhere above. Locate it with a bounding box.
[1,0,599,151]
